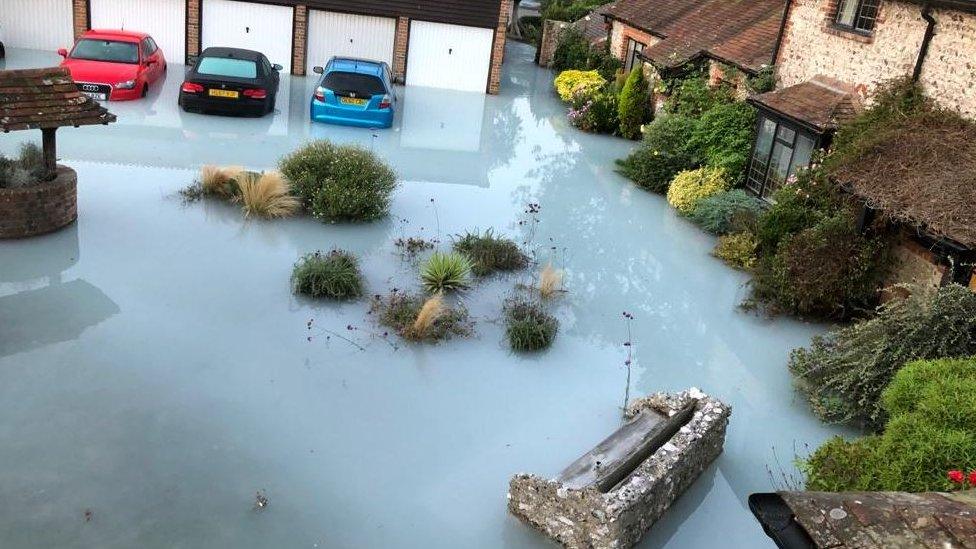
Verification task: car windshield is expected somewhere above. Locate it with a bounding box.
[322,71,386,97]
[70,39,139,64]
[197,57,258,79]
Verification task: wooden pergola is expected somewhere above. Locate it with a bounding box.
[0,67,116,179]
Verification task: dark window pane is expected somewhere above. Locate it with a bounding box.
[855,0,879,32]
[322,72,386,97]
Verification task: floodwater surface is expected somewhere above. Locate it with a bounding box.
[0,43,846,548]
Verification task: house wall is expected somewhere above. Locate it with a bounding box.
[609,20,659,62]
[776,0,976,119]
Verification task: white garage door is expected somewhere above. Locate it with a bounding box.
[202,0,294,74]
[0,0,73,51]
[406,21,494,93]
[307,11,395,74]
[90,0,186,64]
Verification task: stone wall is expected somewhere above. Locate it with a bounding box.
[508,389,731,548]
[0,166,78,239]
[538,20,570,67]
[776,0,976,119]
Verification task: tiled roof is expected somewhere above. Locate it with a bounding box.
[748,78,861,133]
[573,5,611,45]
[602,0,786,73]
[0,67,116,132]
[753,490,976,548]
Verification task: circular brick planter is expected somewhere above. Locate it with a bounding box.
[0,165,78,239]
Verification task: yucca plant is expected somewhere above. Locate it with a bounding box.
[291,250,364,299]
[237,171,300,219]
[420,252,473,293]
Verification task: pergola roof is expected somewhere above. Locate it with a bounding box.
[0,67,116,132]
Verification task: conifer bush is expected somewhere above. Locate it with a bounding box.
[617,66,652,140]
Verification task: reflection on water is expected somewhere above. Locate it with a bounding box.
[0,43,846,549]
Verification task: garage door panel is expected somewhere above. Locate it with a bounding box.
[90,0,186,64]
[202,0,294,74]
[307,11,395,74]
[406,21,493,93]
[0,0,73,51]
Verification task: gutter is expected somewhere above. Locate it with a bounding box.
[770,0,794,67]
[912,3,937,81]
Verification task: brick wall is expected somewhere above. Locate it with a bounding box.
[609,20,658,62]
[487,0,513,94]
[71,0,88,40]
[538,20,570,67]
[777,0,976,119]
[292,5,308,76]
[187,0,201,60]
[392,17,410,82]
[0,167,78,239]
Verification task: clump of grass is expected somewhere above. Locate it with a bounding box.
[200,165,244,197]
[504,298,558,351]
[292,250,364,299]
[539,263,564,299]
[237,171,300,219]
[453,229,529,276]
[420,252,473,293]
[371,291,472,342]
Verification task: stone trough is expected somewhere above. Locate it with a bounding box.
[508,388,731,548]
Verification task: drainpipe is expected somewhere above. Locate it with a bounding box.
[912,3,936,82]
[770,0,794,68]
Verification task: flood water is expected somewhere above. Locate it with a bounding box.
[0,43,847,548]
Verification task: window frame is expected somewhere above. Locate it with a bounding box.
[745,113,822,200]
[832,0,880,35]
[624,38,645,73]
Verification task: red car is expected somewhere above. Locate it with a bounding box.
[59,29,166,101]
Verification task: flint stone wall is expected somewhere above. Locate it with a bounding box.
[508,388,731,548]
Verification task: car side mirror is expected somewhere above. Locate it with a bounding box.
[272,63,283,71]
[58,48,68,58]
[312,66,324,74]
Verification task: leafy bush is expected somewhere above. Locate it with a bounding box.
[291,250,364,299]
[568,85,619,134]
[713,232,758,270]
[0,143,47,188]
[551,27,591,73]
[453,229,528,276]
[789,284,976,428]
[420,252,473,293]
[617,67,652,140]
[664,76,732,118]
[371,291,472,342]
[755,168,844,252]
[505,298,559,351]
[518,15,543,44]
[279,141,397,222]
[237,171,300,219]
[543,0,606,22]
[554,70,606,102]
[615,114,699,193]
[17,143,44,178]
[688,189,766,234]
[751,213,890,319]
[689,101,756,184]
[802,357,976,493]
[666,167,729,214]
[746,65,776,94]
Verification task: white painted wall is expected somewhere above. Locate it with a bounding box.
[306,10,395,73]
[0,0,74,51]
[201,0,294,74]
[90,0,186,63]
[406,21,493,93]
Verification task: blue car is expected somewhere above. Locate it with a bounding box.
[310,57,396,128]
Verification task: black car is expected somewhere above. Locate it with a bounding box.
[179,47,281,116]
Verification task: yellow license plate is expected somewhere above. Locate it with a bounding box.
[209,89,239,99]
[340,97,368,106]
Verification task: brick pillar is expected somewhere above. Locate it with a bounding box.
[538,20,568,67]
[72,0,88,40]
[392,17,410,83]
[487,0,513,94]
[186,0,201,63]
[291,5,308,75]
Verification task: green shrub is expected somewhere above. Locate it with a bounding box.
[0,143,45,188]
[666,167,729,214]
[543,0,606,22]
[518,16,543,44]
[751,214,890,320]
[755,168,844,252]
[568,85,619,134]
[746,65,776,94]
[617,67,652,140]
[587,48,623,82]
[554,70,606,102]
[371,292,472,342]
[505,298,559,351]
[551,27,591,73]
[279,141,397,222]
[713,232,758,270]
[18,143,44,178]
[688,189,766,235]
[789,284,976,428]
[453,229,528,276]
[664,75,732,117]
[689,101,756,184]
[615,114,699,193]
[802,357,976,493]
[420,252,473,293]
[291,250,364,300]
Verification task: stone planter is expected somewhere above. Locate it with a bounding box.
[0,165,78,239]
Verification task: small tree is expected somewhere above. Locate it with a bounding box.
[618,66,652,140]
